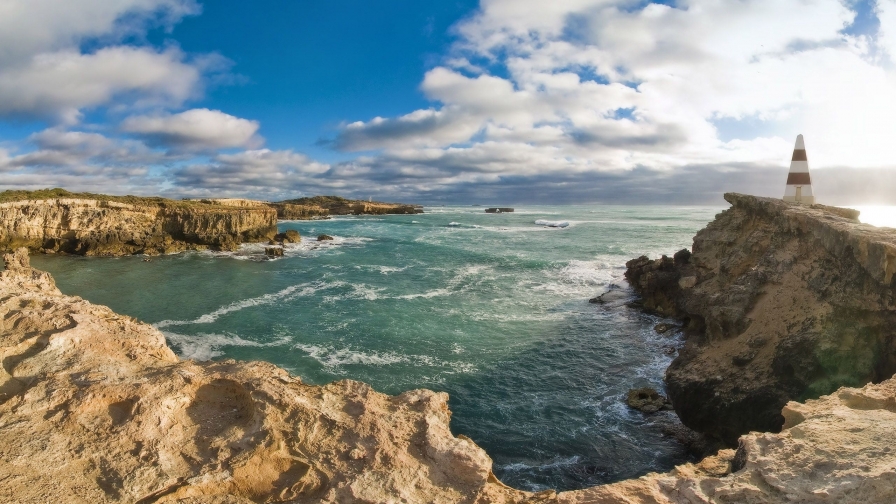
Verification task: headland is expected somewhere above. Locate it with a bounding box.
[2,191,896,502]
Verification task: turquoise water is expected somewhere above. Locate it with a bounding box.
[31,205,720,491]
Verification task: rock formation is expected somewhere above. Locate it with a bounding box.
[624,193,896,444]
[2,248,896,503]
[271,196,423,220]
[0,190,277,256]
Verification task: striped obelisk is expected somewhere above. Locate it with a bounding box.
[783,134,815,204]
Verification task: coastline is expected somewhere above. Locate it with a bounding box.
[4,192,896,502]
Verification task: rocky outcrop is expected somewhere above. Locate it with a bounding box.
[3,248,896,502]
[0,191,277,256]
[271,196,423,219]
[625,193,896,444]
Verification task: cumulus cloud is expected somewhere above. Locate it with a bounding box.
[122,109,263,151]
[331,0,896,202]
[0,47,200,123]
[0,0,204,122]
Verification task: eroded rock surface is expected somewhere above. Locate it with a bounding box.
[3,246,896,503]
[625,193,896,444]
[0,192,277,256]
[271,196,423,220]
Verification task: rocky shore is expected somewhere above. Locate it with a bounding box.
[0,190,277,256]
[3,242,896,502]
[624,193,896,445]
[0,190,425,256]
[271,195,423,220]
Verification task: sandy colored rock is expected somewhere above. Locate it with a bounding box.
[2,247,896,503]
[0,193,277,256]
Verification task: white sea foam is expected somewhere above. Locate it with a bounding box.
[163,331,290,361]
[294,343,476,373]
[534,219,569,228]
[199,236,373,261]
[154,281,339,328]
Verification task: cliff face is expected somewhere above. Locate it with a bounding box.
[272,196,423,220]
[0,198,277,255]
[3,248,896,503]
[625,193,896,444]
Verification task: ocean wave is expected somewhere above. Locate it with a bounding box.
[534,219,570,228]
[294,343,476,374]
[199,236,373,261]
[163,331,291,361]
[154,281,340,328]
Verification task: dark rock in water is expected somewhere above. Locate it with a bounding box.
[273,230,301,243]
[626,387,674,414]
[264,246,284,257]
[588,286,631,304]
[654,323,675,334]
[484,207,514,213]
[317,234,334,241]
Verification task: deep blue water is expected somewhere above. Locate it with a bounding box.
[31,205,721,491]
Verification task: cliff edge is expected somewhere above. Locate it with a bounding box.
[0,189,277,256]
[271,196,423,220]
[3,248,896,502]
[625,193,896,444]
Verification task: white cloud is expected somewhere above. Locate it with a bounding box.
[122,108,263,151]
[0,47,200,123]
[0,0,204,122]
[335,0,896,191]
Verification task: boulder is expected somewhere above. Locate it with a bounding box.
[264,246,284,257]
[317,234,334,241]
[626,387,674,414]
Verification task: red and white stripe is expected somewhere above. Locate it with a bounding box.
[783,134,815,204]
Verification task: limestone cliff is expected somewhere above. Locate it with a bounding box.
[3,248,896,503]
[624,193,896,444]
[0,190,278,256]
[271,195,423,220]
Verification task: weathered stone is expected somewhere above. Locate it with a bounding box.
[626,387,674,414]
[317,234,334,241]
[625,193,896,445]
[0,194,277,256]
[264,246,284,257]
[273,230,301,243]
[3,242,896,503]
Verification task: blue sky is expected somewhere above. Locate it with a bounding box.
[1,0,895,204]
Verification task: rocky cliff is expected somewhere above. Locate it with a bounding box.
[0,190,277,256]
[3,248,896,503]
[625,193,896,444]
[271,195,423,220]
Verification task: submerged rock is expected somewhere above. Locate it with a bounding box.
[317,234,334,241]
[264,246,284,257]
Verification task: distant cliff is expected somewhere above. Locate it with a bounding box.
[625,193,896,444]
[0,189,277,256]
[271,195,423,219]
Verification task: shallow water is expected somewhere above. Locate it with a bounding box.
[31,204,721,491]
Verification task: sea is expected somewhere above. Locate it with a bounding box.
[31,205,724,491]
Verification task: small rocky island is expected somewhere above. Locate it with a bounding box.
[2,192,896,502]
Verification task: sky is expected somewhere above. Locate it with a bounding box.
[1,0,895,205]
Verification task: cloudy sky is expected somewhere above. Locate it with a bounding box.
[0,0,894,204]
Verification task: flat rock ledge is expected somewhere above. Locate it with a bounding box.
[2,248,895,503]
